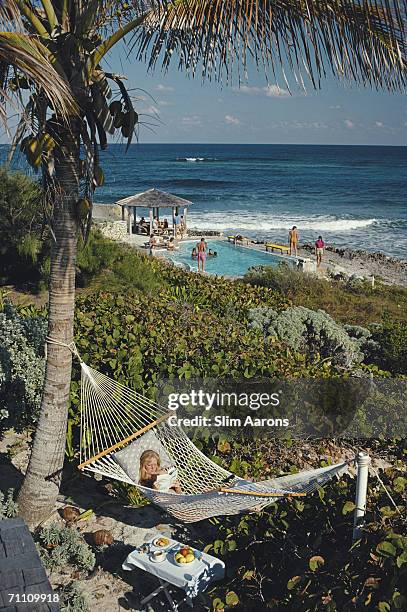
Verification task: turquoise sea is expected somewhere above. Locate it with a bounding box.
[2,143,406,258]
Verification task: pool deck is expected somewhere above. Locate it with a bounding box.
[122,232,316,276]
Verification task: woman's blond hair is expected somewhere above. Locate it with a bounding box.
[139,449,160,483]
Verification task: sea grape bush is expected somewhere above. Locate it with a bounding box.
[73,291,334,392]
[248,306,379,368]
[0,301,46,431]
[197,462,406,611]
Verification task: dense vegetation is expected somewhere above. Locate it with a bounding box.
[0,168,49,289]
[244,264,407,326]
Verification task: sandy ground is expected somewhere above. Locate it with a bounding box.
[0,430,199,611]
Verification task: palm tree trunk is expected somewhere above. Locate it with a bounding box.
[17,125,80,528]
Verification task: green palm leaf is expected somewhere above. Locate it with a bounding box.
[0,32,76,120]
[134,0,406,90]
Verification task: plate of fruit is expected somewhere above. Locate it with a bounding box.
[174,546,196,566]
[153,537,171,549]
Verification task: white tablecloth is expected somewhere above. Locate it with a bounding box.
[122,537,225,601]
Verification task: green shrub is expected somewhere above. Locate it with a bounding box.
[37,524,95,572]
[0,167,47,287]
[0,488,18,519]
[59,582,88,612]
[369,320,407,375]
[0,301,46,431]
[73,292,332,393]
[245,263,407,326]
[76,230,165,294]
[197,461,406,611]
[248,306,376,368]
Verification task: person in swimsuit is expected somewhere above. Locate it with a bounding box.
[288,226,299,256]
[315,235,325,268]
[197,237,207,272]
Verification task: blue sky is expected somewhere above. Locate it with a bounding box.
[108,44,407,146]
[2,44,406,146]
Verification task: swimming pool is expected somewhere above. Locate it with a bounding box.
[165,239,295,277]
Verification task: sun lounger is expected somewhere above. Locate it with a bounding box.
[265,242,290,254]
[228,235,251,245]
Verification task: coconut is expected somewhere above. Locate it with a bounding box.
[93,529,114,546]
[62,506,80,522]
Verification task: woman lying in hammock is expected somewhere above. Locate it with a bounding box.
[139,449,182,493]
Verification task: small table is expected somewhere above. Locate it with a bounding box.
[122,536,225,610]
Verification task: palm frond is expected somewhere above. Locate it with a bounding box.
[132,0,406,90]
[0,32,77,122]
[0,0,22,29]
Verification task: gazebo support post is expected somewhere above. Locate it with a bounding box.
[126,207,130,233]
[183,206,188,235]
[149,208,154,235]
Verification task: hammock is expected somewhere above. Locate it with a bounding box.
[77,362,352,522]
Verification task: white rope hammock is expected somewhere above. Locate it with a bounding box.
[74,360,353,522]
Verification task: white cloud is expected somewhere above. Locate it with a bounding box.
[142,105,159,116]
[225,114,240,125]
[181,115,202,127]
[264,85,290,98]
[233,84,290,98]
[344,119,355,129]
[158,100,173,107]
[273,120,328,129]
[234,85,262,95]
[329,105,341,110]
[155,84,174,92]
[374,121,384,128]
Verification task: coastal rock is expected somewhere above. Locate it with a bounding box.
[97,220,128,241]
[188,228,223,237]
[92,203,122,221]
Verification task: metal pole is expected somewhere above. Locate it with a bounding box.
[353,452,370,542]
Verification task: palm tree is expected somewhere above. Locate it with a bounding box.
[0,1,405,528]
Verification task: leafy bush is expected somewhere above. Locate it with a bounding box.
[245,263,407,326]
[73,292,333,392]
[0,488,18,519]
[159,261,290,321]
[75,229,164,294]
[0,301,46,431]
[196,461,406,611]
[59,581,88,612]
[248,306,377,368]
[369,320,407,375]
[37,524,95,573]
[0,167,47,287]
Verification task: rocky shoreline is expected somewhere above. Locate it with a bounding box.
[300,242,407,287]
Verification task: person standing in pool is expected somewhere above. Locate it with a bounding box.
[197,237,207,272]
[315,235,325,268]
[288,226,299,256]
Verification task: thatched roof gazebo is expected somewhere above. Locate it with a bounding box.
[116,188,193,236]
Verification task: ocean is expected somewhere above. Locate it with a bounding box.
[2,143,406,259]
